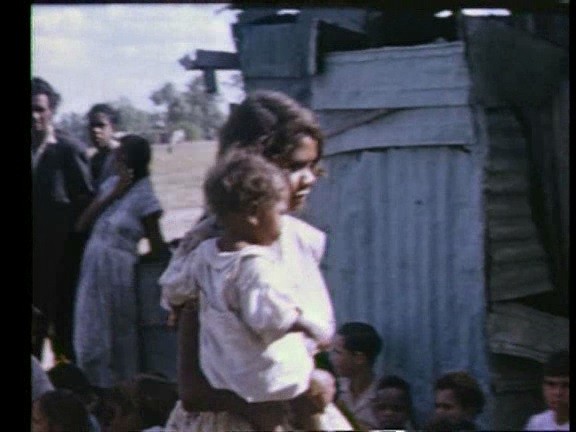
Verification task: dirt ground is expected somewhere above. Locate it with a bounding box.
[151,139,218,243]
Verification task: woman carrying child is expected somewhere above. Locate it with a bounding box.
[160,90,354,431]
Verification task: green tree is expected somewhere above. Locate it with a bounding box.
[150,74,226,142]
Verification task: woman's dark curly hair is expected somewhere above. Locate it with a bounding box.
[203,150,288,219]
[218,90,324,170]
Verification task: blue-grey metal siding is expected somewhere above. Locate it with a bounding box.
[304,145,489,425]
[304,41,491,427]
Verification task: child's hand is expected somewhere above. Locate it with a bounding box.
[167,305,183,328]
[316,336,332,351]
[305,369,336,413]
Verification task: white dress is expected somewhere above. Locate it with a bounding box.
[73,175,163,388]
[161,215,353,431]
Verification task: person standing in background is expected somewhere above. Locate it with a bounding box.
[524,350,570,431]
[429,370,485,430]
[32,76,94,363]
[330,321,383,430]
[73,134,167,388]
[86,103,122,191]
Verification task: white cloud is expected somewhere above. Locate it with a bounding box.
[31,3,239,117]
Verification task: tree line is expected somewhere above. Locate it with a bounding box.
[57,75,233,145]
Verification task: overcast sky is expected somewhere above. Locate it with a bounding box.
[31,3,242,118]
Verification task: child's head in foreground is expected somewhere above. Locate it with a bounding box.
[433,371,485,424]
[373,374,414,429]
[203,150,290,247]
[541,349,569,416]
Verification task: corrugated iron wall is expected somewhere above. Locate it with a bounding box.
[304,145,490,425]
[302,42,492,427]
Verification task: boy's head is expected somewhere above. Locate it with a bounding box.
[203,150,290,246]
[32,77,60,138]
[87,103,120,149]
[373,375,413,429]
[542,350,569,416]
[433,371,485,424]
[330,322,383,377]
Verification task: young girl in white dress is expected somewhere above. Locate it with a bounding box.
[162,151,350,431]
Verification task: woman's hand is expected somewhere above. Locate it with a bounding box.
[307,368,336,409]
[291,368,336,417]
[167,305,183,328]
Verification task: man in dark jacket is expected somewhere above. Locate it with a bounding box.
[32,76,94,362]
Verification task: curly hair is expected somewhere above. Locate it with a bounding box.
[203,150,288,219]
[434,371,485,416]
[218,90,324,166]
[32,76,61,111]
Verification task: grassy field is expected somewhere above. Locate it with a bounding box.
[149,140,218,243]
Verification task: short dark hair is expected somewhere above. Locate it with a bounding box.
[435,371,485,416]
[377,374,411,394]
[543,350,569,377]
[336,322,383,366]
[35,389,90,432]
[31,77,61,111]
[47,362,94,404]
[203,150,288,219]
[119,134,151,179]
[87,103,121,127]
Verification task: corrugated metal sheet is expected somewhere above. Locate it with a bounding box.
[312,42,471,110]
[302,41,491,426]
[300,7,369,33]
[483,108,555,300]
[242,77,313,107]
[321,106,475,156]
[303,145,490,425]
[487,302,569,362]
[234,22,312,78]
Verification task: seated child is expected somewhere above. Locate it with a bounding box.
[431,370,485,429]
[524,350,570,431]
[373,374,416,430]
